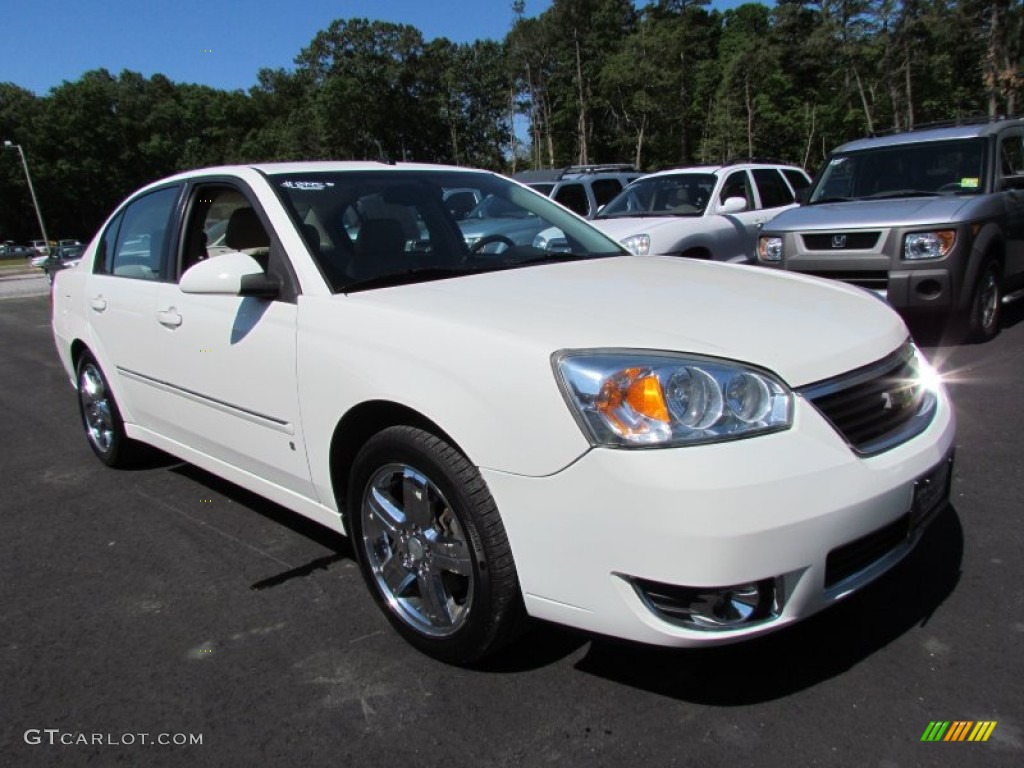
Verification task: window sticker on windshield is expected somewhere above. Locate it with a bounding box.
[960,177,979,189]
[281,180,334,190]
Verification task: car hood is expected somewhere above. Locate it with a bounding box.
[770,196,973,230]
[342,256,907,388]
[590,215,707,241]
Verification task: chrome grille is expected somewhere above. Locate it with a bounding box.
[800,344,936,455]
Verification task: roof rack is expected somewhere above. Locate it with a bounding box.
[560,163,639,176]
[721,156,794,167]
[512,164,640,183]
[867,114,1021,137]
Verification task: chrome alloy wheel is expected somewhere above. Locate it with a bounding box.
[360,463,475,637]
[79,362,115,454]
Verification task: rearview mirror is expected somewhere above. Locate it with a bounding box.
[179,252,280,298]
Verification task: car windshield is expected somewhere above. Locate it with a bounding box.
[809,138,987,203]
[596,174,717,218]
[271,170,624,293]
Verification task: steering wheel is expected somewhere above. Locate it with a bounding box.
[469,234,515,255]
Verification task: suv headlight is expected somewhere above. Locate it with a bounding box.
[554,351,792,447]
[903,230,955,260]
[758,236,784,262]
[620,234,650,256]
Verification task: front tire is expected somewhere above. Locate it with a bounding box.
[965,258,1001,343]
[348,426,524,664]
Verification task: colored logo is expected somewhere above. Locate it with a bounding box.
[921,721,997,742]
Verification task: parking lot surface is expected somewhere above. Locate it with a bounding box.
[1,294,1022,767]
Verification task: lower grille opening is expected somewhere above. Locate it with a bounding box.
[825,514,910,589]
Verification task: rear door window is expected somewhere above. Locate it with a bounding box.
[782,169,811,197]
[591,179,625,209]
[752,169,795,209]
[553,183,589,216]
[101,186,180,280]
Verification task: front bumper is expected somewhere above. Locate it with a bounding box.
[483,386,955,647]
[760,226,969,312]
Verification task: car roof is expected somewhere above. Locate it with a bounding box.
[155,161,485,184]
[127,161,501,199]
[642,162,804,180]
[834,117,1024,153]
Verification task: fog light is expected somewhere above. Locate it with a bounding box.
[632,577,778,630]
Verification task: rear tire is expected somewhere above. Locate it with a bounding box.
[347,426,525,664]
[76,352,145,467]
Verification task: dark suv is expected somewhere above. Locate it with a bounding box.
[757,117,1024,341]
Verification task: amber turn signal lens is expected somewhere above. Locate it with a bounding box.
[626,374,669,422]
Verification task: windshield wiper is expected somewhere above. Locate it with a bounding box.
[596,212,681,219]
[809,196,853,204]
[341,265,503,293]
[862,190,941,200]
[512,252,618,267]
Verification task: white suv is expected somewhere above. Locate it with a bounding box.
[590,161,811,262]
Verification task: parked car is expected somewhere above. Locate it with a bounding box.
[0,241,31,257]
[30,239,52,256]
[33,243,86,271]
[756,117,1024,341]
[585,160,811,262]
[514,164,642,218]
[53,162,954,664]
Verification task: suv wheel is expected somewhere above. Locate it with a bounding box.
[966,259,1001,343]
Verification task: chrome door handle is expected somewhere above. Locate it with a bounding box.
[157,308,182,328]
[90,296,107,312]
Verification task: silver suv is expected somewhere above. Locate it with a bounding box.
[757,117,1024,341]
[514,164,641,218]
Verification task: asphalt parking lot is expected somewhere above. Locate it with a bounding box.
[2,293,1022,767]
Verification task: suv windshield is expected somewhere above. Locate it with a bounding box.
[809,138,987,203]
[272,170,624,292]
[597,174,717,218]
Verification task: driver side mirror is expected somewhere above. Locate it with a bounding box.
[718,197,748,214]
[179,251,280,298]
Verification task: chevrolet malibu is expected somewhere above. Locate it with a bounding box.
[52,162,956,664]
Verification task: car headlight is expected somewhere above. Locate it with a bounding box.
[620,234,650,256]
[758,236,784,262]
[903,230,955,260]
[553,351,793,447]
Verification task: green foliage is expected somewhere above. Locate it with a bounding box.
[0,2,1020,241]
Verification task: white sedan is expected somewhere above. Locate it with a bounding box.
[52,162,955,663]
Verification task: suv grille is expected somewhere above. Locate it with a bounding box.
[802,232,881,250]
[799,344,936,455]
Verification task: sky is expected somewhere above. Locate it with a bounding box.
[1,0,747,96]
[1,0,552,95]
